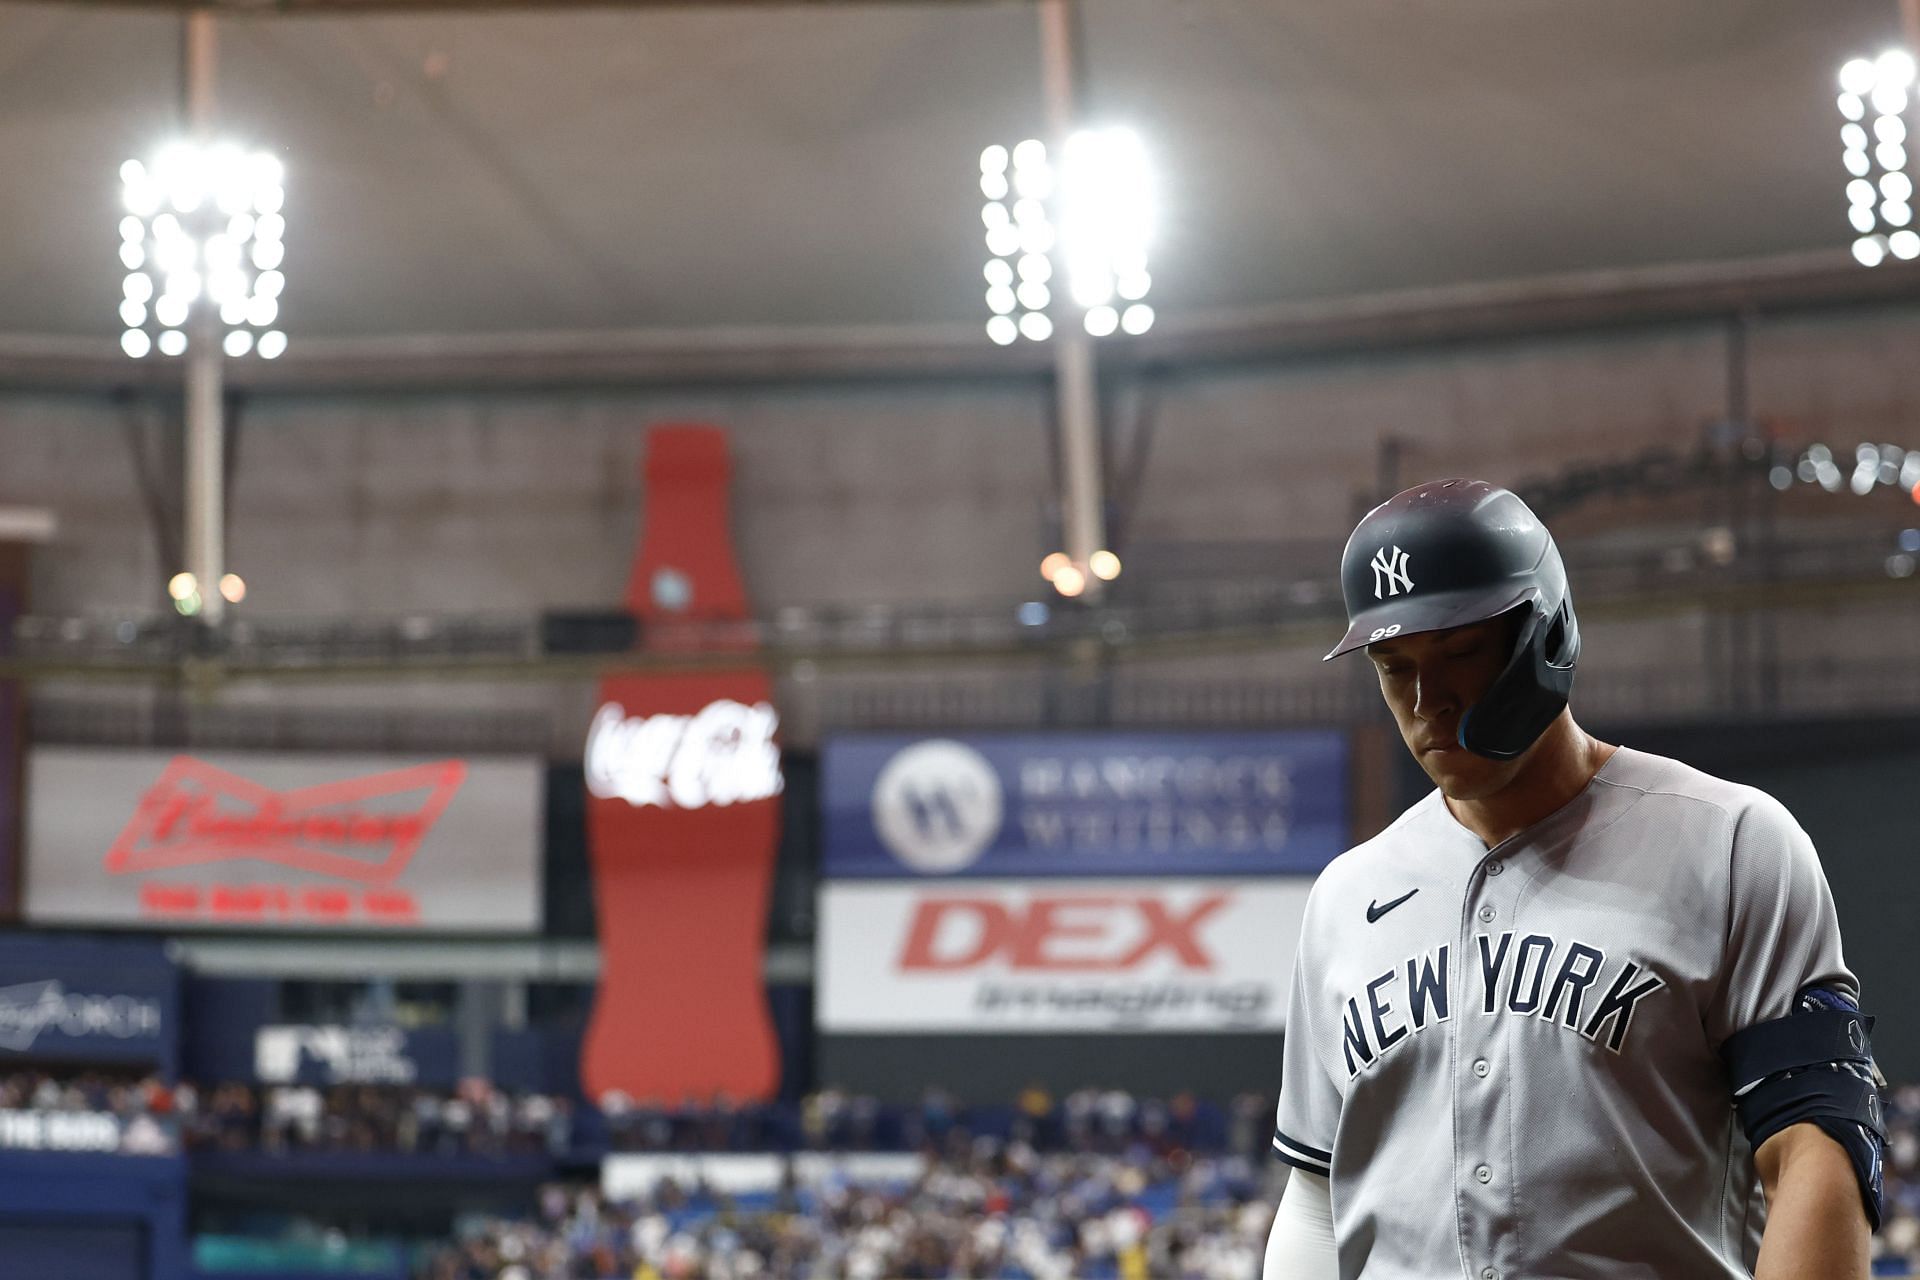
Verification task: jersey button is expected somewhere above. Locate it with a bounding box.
[1485,860,1504,876]
[1481,1269,1499,1280]
[1474,1164,1492,1184]
[1472,1059,1490,1078]
[1477,905,1496,923]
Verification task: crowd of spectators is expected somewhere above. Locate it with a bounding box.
[0,1070,179,1154]
[421,1083,1920,1279]
[598,1088,1276,1160]
[1888,1083,1920,1273]
[0,1071,573,1159]
[6,1069,1918,1276]
[187,1079,576,1158]
[0,1069,173,1119]
[421,1144,1275,1280]
[0,1073,1274,1163]
[0,1073,1279,1166]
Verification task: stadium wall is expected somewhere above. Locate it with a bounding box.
[2,303,1919,619]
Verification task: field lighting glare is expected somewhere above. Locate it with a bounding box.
[117,142,287,357]
[1019,311,1054,341]
[1059,127,1155,331]
[1841,50,1919,265]
[977,126,1158,342]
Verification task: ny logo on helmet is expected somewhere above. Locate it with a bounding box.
[1371,545,1413,599]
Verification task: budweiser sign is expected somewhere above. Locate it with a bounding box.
[25,749,542,931]
[585,700,783,810]
[106,756,465,882]
[96,755,467,925]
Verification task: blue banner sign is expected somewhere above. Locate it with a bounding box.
[822,732,1349,878]
[0,935,176,1069]
[254,1024,460,1087]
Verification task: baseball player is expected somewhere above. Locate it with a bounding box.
[1264,480,1884,1279]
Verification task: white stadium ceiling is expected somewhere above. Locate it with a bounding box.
[0,0,1914,352]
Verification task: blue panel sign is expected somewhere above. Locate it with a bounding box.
[254,1024,461,1087]
[822,732,1349,878]
[0,934,177,1069]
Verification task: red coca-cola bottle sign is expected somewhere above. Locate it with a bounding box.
[580,426,781,1105]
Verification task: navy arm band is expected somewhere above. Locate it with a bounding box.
[1721,993,1886,1231]
[1722,1006,1873,1094]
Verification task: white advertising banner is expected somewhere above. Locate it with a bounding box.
[25,748,543,932]
[602,1152,926,1200]
[818,879,1308,1033]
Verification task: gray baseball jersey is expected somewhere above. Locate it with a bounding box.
[1272,745,1855,1279]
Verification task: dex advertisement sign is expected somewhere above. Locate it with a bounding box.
[25,748,542,931]
[823,732,1349,878]
[818,879,1306,1033]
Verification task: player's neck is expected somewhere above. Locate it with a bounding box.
[1444,715,1618,850]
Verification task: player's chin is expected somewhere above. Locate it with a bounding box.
[1419,747,1503,799]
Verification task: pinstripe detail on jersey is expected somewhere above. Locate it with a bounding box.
[1272,1127,1332,1175]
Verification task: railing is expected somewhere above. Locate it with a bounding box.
[8,510,1915,751]
[29,657,1920,754]
[31,694,553,756]
[9,527,1911,678]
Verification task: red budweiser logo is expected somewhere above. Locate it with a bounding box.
[104,757,467,883]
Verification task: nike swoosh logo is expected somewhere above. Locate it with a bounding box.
[1366,889,1419,923]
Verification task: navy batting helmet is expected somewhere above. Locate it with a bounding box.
[1325,478,1580,760]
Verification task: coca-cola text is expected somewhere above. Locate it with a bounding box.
[584,700,782,810]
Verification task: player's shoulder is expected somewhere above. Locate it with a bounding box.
[1595,746,1800,834]
[1303,788,1453,900]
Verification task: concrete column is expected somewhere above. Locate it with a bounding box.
[182,9,225,623]
[1039,0,1107,602]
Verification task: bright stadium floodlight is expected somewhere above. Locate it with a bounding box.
[1840,49,1917,266]
[118,142,286,358]
[978,126,1157,342]
[981,140,1058,343]
[1059,127,1154,333]
[985,4,1140,605]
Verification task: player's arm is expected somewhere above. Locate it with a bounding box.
[1752,1121,1870,1280]
[1712,796,1883,1278]
[1269,891,1343,1280]
[1263,1168,1337,1280]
